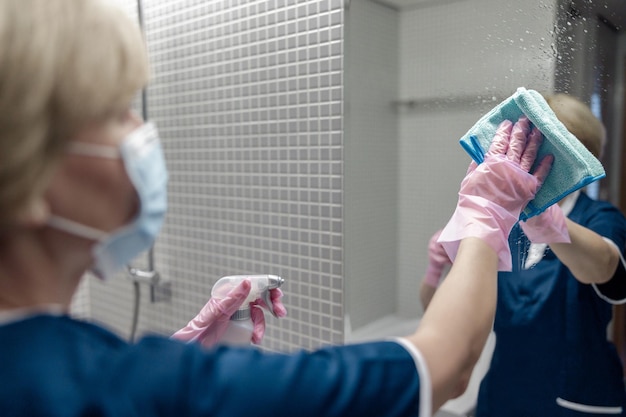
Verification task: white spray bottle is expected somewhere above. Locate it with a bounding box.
[211,274,285,346]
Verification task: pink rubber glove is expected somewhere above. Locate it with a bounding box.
[171,281,287,348]
[438,117,553,271]
[520,203,570,244]
[250,288,287,344]
[423,229,452,287]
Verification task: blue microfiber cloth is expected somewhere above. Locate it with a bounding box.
[460,87,605,220]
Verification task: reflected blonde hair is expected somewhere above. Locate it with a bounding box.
[544,93,606,159]
[0,0,149,227]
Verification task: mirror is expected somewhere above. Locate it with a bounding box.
[344,0,626,331]
[344,0,626,413]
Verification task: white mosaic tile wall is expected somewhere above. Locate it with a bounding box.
[81,0,345,352]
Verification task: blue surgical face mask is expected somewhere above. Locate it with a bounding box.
[48,122,168,280]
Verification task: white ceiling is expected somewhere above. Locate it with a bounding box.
[372,0,438,7]
[370,0,467,10]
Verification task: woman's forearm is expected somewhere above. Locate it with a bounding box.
[406,237,498,410]
[551,219,619,284]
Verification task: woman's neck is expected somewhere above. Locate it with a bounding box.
[0,227,88,310]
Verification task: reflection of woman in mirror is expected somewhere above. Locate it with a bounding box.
[422,94,626,416]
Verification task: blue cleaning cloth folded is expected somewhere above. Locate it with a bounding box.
[460,87,605,220]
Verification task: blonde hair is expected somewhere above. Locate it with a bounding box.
[0,0,149,227]
[544,93,606,159]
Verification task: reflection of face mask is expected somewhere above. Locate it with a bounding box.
[48,122,168,280]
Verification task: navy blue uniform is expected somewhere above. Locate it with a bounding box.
[477,192,626,416]
[0,314,427,417]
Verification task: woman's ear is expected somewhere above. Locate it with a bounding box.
[15,197,50,228]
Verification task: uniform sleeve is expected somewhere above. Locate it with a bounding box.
[392,337,432,417]
[593,238,626,304]
[170,339,423,417]
[585,204,626,303]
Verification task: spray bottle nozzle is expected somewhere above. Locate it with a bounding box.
[211,275,285,318]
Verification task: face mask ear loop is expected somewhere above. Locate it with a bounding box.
[67,142,120,159]
[47,215,108,241]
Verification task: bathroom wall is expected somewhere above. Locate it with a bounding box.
[343,1,399,330]
[394,0,558,317]
[76,0,346,352]
[342,0,560,329]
